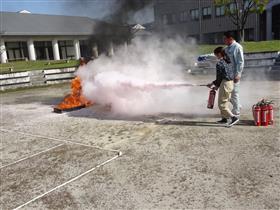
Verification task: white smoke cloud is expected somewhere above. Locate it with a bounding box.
[77,36,210,116]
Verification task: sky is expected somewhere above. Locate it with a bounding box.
[0,0,154,23]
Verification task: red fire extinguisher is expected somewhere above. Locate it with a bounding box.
[253,99,274,126]
[261,104,269,126]
[207,88,216,109]
[252,105,261,126]
[267,103,274,125]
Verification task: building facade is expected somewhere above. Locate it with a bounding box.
[154,0,280,43]
[0,11,128,64]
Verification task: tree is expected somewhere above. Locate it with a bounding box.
[214,0,269,42]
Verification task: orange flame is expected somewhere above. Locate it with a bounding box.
[55,59,92,111]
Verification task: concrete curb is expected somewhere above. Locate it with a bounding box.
[192,51,280,75]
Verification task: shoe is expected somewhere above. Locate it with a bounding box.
[217,118,228,124]
[227,116,240,127]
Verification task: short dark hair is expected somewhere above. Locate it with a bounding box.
[214,47,224,55]
[223,31,234,39]
[214,47,231,64]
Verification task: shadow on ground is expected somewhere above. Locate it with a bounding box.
[155,119,255,127]
[64,105,255,127]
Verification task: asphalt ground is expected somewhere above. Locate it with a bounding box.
[0,75,279,209]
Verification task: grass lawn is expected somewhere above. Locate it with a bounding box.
[198,40,280,54]
[0,60,79,74]
[0,40,279,74]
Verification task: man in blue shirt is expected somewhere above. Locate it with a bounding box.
[223,31,244,116]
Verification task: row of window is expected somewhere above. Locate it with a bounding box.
[162,5,225,25]
[191,5,225,20]
[4,41,78,61]
[162,0,250,24]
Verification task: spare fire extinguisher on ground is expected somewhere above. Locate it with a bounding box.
[252,104,261,126]
[252,99,274,126]
[207,88,216,109]
[267,103,274,125]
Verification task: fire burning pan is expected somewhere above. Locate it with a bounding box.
[53,58,92,114]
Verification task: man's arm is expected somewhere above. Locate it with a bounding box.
[234,45,244,79]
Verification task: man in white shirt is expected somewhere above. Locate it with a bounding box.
[223,31,244,116]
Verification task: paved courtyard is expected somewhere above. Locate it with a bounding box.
[0,75,279,209]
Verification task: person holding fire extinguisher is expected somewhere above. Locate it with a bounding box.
[207,47,239,127]
[223,31,244,117]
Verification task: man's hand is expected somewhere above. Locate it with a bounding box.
[234,75,241,83]
[207,83,213,88]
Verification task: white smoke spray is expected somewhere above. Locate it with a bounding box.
[78,36,210,116]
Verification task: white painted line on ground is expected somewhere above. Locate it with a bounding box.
[0,143,64,169]
[0,128,121,154]
[13,154,121,210]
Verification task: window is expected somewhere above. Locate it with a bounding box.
[162,14,168,25]
[202,7,212,19]
[58,40,75,59]
[162,13,176,25]
[180,12,184,22]
[229,3,236,13]
[245,28,255,41]
[244,0,250,9]
[180,11,188,22]
[34,41,53,60]
[215,5,225,16]
[5,42,28,61]
[80,40,91,57]
[190,9,199,20]
[171,14,177,24]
